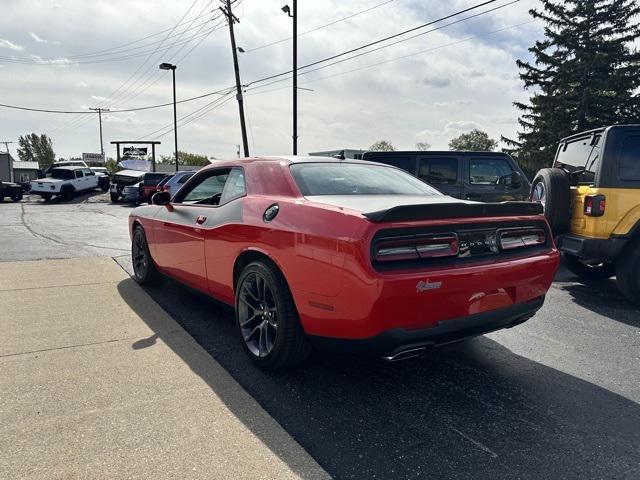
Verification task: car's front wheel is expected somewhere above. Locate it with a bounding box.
[131,226,163,285]
[10,190,23,202]
[235,260,311,370]
[564,253,616,280]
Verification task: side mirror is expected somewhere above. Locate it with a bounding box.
[510,171,523,187]
[152,191,171,206]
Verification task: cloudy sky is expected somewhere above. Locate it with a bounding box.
[0,0,542,160]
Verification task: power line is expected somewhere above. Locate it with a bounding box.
[243,0,396,53]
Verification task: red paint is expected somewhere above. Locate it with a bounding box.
[129,157,560,341]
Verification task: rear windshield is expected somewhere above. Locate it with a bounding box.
[290,163,441,196]
[555,135,601,184]
[143,174,167,186]
[50,169,75,180]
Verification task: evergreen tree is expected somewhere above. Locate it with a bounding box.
[17,133,55,169]
[504,0,640,175]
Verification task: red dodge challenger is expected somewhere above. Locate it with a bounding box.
[129,156,559,370]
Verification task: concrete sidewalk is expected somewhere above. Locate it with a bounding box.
[0,257,329,479]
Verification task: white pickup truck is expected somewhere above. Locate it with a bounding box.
[30,166,100,201]
[46,160,110,191]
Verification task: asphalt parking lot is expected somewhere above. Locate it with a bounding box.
[2,191,639,479]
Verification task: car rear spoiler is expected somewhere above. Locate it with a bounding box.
[363,201,544,223]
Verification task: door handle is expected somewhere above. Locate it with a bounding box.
[196,215,207,225]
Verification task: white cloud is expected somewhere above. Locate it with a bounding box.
[28,32,61,45]
[76,81,88,87]
[0,38,24,51]
[91,95,111,102]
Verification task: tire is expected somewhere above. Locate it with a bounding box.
[42,194,52,202]
[530,168,571,234]
[131,226,163,286]
[235,260,311,370]
[10,190,23,202]
[616,239,640,305]
[110,192,119,203]
[564,253,615,281]
[99,178,110,192]
[61,187,74,202]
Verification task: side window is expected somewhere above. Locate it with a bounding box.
[370,155,415,174]
[468,158,514,185]
[619,135,640,181]
[75,170,84,178]
[178,173,193,184]
[219,168,246,204]
[177,170,230,205]
[418,157,458,185]
[84,168,94,176]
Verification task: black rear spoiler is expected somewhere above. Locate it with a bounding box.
[363,201,544,223]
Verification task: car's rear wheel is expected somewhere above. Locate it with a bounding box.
[10,190,23,202]
[99,177,110,192]
[530,168,571,234]
[131,226,163,285]
[235,260,311,370]
[42,193,52,202]
[110,192,119,203]
[616,239,640,305]
[564,253,616,280]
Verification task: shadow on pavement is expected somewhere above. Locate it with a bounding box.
[118,276,640,480]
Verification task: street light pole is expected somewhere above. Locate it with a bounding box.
[159,63,179,172]
[282,2,297,155]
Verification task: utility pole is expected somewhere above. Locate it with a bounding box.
[220,0,249,157]
[89,107,110,158]
[0,141,13,153]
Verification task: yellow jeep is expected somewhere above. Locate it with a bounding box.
[530,125,640,303]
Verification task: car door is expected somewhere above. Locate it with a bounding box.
[74,169,86,190]
[463,156,519,202]
[153,168,231,292]
[83,168,98,189]
[416,156,462,198]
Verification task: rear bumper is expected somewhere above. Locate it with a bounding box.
[309,296,545,357]
[558,234,627,261]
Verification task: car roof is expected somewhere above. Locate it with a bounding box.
[199,156,381,171]
[51,165,84,171]
[363,150,511,156]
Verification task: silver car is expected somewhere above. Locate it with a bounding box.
[161,171,196,198]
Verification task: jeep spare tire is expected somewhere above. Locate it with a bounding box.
[530,168,571,234]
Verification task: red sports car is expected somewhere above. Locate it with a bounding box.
[129,156,559,370]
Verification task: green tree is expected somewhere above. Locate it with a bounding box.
[159,150,210,166]
[416,141,431,151]
[503,0,640,174]
[368,140,395,151]
[17,133,55,169]
[448,129,497,151]
[105,158,118,173]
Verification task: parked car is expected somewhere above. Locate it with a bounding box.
[30,166,100,201]
[158,170,196,198]
[129,156,559,370]
[109,169,146,202]
[46,160,109,191]
[122,182,144,205]
[0,181,24,202]
[155,174,173,194]
[139,173,169,203]
[362,151,531,202]
[530,125,640,303]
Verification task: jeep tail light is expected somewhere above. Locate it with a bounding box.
[497,228,546,251]
[584,195,605,217]
[375,234,459,262]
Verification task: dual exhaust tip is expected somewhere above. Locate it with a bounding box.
[383,346,428,362]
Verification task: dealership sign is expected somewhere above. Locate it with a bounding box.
[123,147,148,157]
[82,152,105,163]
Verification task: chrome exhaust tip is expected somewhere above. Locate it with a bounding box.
[383,346,427,362]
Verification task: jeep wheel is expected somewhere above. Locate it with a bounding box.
[616,239,640,305]
[61,187,74,202]
[42,194,52,202]
[99,178,110,192]
[110,192,119,203]
[564,253,615,281]
[530,168,571,235]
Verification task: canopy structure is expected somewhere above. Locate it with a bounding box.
[111,141,161,172]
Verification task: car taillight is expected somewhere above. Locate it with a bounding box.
[497,228,546,251]
[584,194,605,217]
[375,234,459,262]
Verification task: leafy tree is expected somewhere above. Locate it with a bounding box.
[448,129,497,151]
[17,133,55,169]
[415,141,431,151]
[368,140,395,151]
[503,0,640,174]
[105,158,118,173]
[159,150,210,166]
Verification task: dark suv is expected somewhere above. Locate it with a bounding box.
[362,151,531,202]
